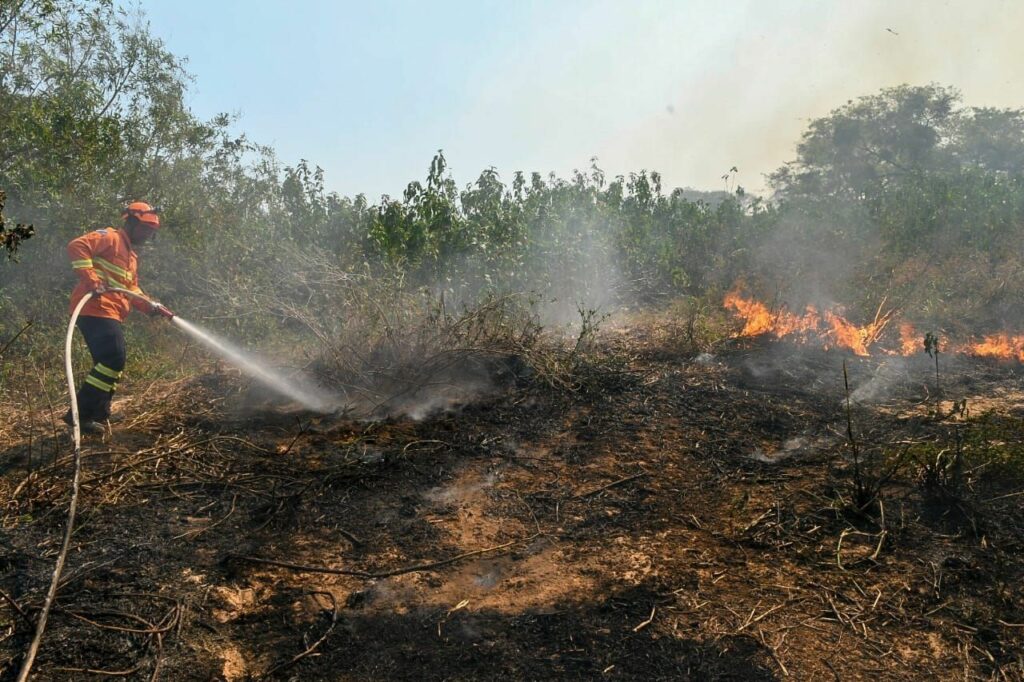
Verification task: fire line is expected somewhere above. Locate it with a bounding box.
[724,288,1024,361]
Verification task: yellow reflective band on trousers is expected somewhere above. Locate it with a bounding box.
[94,363,123,380]
[85,374,115,393]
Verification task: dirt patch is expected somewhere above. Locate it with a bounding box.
[218,645,247,681]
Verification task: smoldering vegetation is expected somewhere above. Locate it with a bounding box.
[216,256,543,421]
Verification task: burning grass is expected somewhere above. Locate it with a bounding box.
[725,285,1024,362]
[723,287,891,356]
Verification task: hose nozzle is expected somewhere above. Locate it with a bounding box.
[151,302,175,319]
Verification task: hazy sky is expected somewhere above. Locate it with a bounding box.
[138,0,1024,199]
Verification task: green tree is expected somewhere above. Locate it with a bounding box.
[952,107,1024,174]
[762,83,1024,323]
[770,84,961,201]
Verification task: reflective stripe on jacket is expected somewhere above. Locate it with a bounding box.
[67,227,152,321]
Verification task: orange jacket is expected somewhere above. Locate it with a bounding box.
[68,227,153,321]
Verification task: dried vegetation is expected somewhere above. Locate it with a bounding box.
[1,309,1023,680]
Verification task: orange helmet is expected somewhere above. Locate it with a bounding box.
[122,201,160,228]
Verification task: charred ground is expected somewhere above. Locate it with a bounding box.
[1,318,1023,681]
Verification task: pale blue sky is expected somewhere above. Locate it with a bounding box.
[138,1,1024,199]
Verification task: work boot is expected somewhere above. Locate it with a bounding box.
[61,411,106,435]
[80,420,106,435]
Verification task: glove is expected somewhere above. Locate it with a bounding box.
[149,302,175,319]
[91,281,108,295]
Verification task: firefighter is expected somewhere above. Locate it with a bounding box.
[64,202,173,434]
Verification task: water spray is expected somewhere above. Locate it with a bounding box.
[168,316,336,412]
[101,287,336,412]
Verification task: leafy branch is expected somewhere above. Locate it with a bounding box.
[0,190,34,261]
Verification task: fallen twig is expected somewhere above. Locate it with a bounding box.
[50,597,180,680]
[738,603,785,632]
[402,439,449,454]
[986,489,1024,502]
[573,472,646,499]
[230,533,539,579]
[261,591,338,678]
[741,508,773,534]
[54,661,148,677]
[174,494,238,540]
[0,587,33,629]
[338,528,364,547]
[632,605,656,632]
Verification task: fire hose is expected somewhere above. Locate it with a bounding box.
[17,287,173,682]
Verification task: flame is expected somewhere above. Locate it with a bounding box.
[722,291,822,338]
[724,288,1024,361]
[824,310,882,357]
[723,288,883,356]
[898,322,920,356]
[968,334,1024,362]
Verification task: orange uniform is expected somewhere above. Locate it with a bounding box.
[67,227,154,319]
